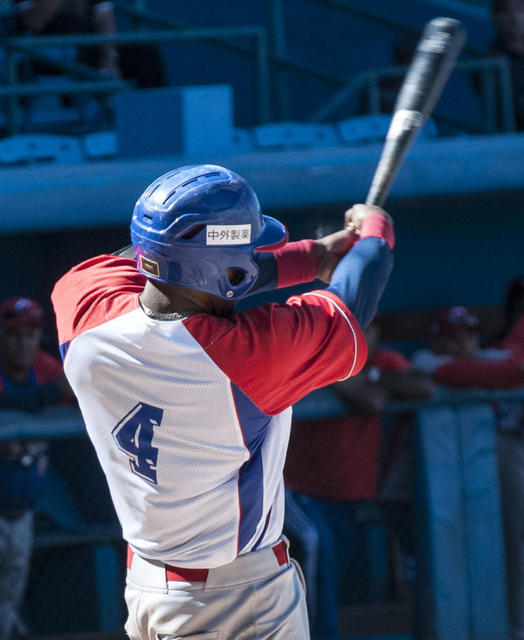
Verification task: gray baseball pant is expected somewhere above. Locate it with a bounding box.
[125,537,310,639]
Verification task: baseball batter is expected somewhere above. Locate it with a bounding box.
[51,165,395,639]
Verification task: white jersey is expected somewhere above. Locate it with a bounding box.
[52,254,366,567]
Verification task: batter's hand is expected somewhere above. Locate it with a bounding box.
[315,228,355,283]
[344,204,393,235]
[315,204,392,283]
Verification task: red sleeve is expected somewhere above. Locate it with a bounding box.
[433,357,524,389]
[368,348,409,372]
[360,214,395,250]
[184,290,367,415]
[51,255,144,347]
[270,213,394,290]
[273,240,318,288]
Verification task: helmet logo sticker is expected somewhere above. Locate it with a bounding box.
[140,255,160,277]
[206,224,251,245]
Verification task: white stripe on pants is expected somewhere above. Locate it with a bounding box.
[125,537,310,640]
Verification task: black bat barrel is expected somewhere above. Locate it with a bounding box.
[365,17,466,207]
[395,17,466,119]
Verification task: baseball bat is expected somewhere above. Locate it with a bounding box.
[365,17,466,207]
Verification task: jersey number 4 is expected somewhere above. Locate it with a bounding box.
[112,402,163,485]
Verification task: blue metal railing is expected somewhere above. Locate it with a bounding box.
[0,0,518,138]
[2,25,271,135]
[1,385,523,439]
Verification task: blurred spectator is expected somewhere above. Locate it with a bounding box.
[412,305,524,388]
[402,304,524,640]
[491,0,524,130]
[487,278,524,640]
[0,296,71,640]
[14,1,167,87]
[284,316,434,640]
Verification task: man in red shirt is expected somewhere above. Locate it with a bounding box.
[412,305,524,388]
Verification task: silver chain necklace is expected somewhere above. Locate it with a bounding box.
[139,299,194,321]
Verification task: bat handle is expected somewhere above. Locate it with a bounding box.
[365,190,385,208]
[365,132,411,208]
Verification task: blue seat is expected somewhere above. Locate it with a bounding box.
[252,121,339,150]
[0,133,83,165]
[337,114,437,145]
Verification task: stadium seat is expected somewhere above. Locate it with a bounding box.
[82,130,118,160]
[227,128,254,154]
[337,114,437,145]
[0,133,83,165]
[252,122,339,150]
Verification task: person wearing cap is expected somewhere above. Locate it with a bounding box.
[375,306,524,602]
[0,296,71,640]
[409,304,524,640]
[411,305,524,388]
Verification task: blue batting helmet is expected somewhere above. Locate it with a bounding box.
[130,165,288,300]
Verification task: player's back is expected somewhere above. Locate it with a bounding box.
[52,254,293,568]
[66,303,290,567]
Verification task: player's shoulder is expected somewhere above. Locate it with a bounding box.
[183,303,279,350]
[55,254,143,288]
[184,290,361,351]
[52,254,145,351]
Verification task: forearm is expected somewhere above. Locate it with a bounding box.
[250,240,318,296]
[434,358,524,389]
[327,238,393,329]
[326,212,394,329]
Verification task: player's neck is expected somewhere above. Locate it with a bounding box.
[140,280,234,318]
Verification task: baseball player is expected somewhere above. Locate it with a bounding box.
[51,164,395,639]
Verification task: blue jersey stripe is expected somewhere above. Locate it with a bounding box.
[232,383,271,552]
[59,340,71,361]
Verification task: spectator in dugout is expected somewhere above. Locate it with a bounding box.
[284,315,435,640]
[411,305,524,387]
[0,296,71,640]
[383,303,524,640]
